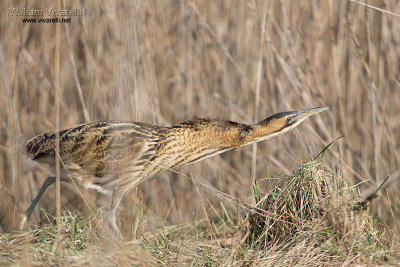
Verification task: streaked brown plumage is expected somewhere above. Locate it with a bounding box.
[24,106,328,235]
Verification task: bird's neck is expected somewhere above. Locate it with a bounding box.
[167,119,284,150]
[208,120,285,148]
[160,119,284,169]
[236,121,284,147]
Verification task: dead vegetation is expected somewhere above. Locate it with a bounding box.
[1,0,400,265]
[244,160,395,265]
[1,160,398,266]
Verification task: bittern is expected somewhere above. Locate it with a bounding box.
[24,106,328,235]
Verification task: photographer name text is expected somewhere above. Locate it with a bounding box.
[9,8,85,17]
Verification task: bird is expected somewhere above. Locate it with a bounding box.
[23,106,328,235]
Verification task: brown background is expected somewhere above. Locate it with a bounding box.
[0,0,399,233]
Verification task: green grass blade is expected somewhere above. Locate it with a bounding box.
[371,176,390,199]
[315,136,343,160]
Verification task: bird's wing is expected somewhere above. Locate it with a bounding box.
[26,121,166,178]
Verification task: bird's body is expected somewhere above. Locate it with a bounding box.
[27,119,247,194]
[24,106,328,235]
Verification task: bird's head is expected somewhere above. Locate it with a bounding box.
[251,106,329,143]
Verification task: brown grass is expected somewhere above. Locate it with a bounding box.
[1,161,398,265]
[1,0,400,265]
[245,161,391,261]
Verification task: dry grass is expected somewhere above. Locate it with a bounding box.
[1,0,400,265]
[1,161,398,266]
[245,160,394,264]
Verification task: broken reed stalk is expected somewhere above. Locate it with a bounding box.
[54,0,62,257]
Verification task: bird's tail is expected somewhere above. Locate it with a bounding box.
[26,131,56,159]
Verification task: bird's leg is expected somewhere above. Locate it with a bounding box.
[20,176,56,229]
[108,190,123,238]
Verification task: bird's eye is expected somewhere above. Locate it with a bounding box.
[286,117,292,122]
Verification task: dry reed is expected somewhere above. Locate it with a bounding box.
[1,0,399,265]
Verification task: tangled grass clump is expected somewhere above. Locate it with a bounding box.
[244,160,392,264]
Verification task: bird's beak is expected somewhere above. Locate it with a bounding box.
[293,106,329,123]
[298,106,329,116]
